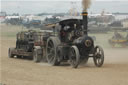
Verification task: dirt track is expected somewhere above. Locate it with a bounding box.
[0,24,128,85]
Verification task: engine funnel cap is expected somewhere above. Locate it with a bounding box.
[81,12,88,16]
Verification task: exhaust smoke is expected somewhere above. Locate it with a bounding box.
[82,0,91,12]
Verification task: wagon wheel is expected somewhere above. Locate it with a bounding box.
[69,46,80,68]
[93,46,104,67]
[8,48,15,58]
[33,49,42,62]
[46,37,60,66]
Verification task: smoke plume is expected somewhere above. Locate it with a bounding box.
[82,0,91,12]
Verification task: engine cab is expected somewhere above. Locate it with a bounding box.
[58,19,84,43]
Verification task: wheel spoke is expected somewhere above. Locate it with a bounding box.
[50,56,54,62]
[47,40,56,64]
[49,41,53,47]
[98,58,101,64]
[94,46,104,67]
[97,48,100,54]
[70,49,77,65]
[47,47,51,49]
[48,53,52,57]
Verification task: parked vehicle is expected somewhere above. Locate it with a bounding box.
[23,20,42,28]
[109,31,128,47]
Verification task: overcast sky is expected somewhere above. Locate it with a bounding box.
[1,0,128,14]
[1,0,128,1]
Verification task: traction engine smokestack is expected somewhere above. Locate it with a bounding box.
[82,12,88,35]
[82,0,91,35]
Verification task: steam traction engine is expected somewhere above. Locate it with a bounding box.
[46,12,104,68]
[8,12,104,68]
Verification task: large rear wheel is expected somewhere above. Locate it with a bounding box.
[93,46,104,67]
[46,37,60,66]
[69,46,80,68]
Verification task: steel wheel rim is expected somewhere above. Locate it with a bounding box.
[70,47,80,68]
[47,40,55,63]
[94,47,104,66]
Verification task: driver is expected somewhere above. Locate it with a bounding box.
[60,26,66,42]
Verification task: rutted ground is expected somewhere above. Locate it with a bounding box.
[0,24,128,85]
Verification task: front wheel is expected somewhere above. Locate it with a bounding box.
[69,46,80,68]
[93,46,104,67]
